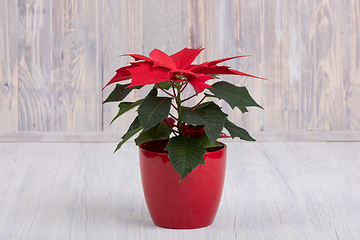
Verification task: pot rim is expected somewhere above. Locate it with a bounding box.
[139,139,227,155]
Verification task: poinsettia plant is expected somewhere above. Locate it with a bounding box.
[103,47,264,181]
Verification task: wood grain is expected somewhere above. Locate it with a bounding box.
[2,0,360,138]
[180,0,225,109]
[18,0,54,131]
[0,0,18,131]
[183,0,222,55]
[2,142,360,239]
[349,0,360,130]
[285,142,360,239]
[1,130,360,142]
[18,0,102,131]
[142,0,183,54]
[263,0,306,131]
[220,0,264,131]
[52,0,103,131]
[328,142,360,212]
[307,0,350,131]
[102,0,144,133]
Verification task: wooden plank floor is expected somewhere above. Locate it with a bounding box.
[1,142,360,240]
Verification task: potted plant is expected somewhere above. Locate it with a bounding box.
[103,47,264,229]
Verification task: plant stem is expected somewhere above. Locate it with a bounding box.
[180,82,188,92]
[156,83,175,97]
[169,112,177,120]
[171,103,178,111]
[190,95,206,110]
[181,93,197,103]
[172,84,177,99]
[175,84,183,135]
[162,119,179,135]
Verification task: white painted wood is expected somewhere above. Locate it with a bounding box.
[142,0,183,54]
[285,142,360,239]
[1,131,360,142]
[102,0,144,133]
[327,142,360,212]
[349,0,360,130]
[220,0,264,132]
[263,0,311,131]
[1,142,360,239]
[0,0,18,131]
[318,0,350,131]
[18,0,54,131]
[18,0,102,131]
[2,0,360,138]
[52,0,103,131]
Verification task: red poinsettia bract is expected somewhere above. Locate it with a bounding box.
[103,47,264,93]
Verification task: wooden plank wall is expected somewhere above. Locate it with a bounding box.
[0,0,18,131]
[17,0,102,131]
[0,0,359,141]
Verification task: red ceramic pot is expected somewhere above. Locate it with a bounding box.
[139,139,227,229]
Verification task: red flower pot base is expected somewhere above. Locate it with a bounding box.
[139,139,227,229]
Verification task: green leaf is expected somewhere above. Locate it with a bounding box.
[114,116,143,152]
[239,107,248,113]
[204,93,216,98]
[180,102,228,143]
[103,83,143,103]
[110,99,144,124]
[208,81,263,110]
[224,118,256,141]
[193,101,213,110]
[137,97,172,131]
[194,134,223,148]
[154,81,172,90]
[165,136,207,182]
[146,88,158,98]
[135,121,172,146]
[109,88,158,125]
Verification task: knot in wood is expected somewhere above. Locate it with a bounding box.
[1,84,9,94]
